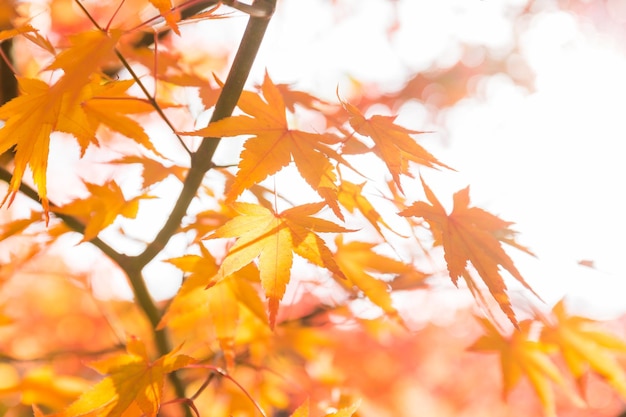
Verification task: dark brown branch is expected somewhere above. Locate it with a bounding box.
[0,39,17,105]
[0,167,128,266]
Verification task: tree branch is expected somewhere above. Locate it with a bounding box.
[0,1,276,412]
[0,167,127,266]
[133,0,276,268]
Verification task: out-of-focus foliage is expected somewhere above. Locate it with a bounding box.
[0,1,625,417]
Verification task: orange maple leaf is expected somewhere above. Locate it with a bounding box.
[148,0,180,35]
[340,100,451,191]
[52,180,153,241]
[52,337,195,417]
[0,23,37,41]
[399,178,538,327]
[182,72,344,217]
[469,318,575,417]
[160,247,267,368]
[290,398,361,417]
[333,235,426,321]
[206,202,350,328]
[110,155,187,189]
[0,30,121,217]
[0,366,90,411]
[337,180,397,237]
[540,300,626,399]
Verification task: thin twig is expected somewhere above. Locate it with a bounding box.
[114,49,193,156]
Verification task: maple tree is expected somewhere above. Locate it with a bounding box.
[0,1,625,417]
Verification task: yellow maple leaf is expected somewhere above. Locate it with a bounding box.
[159,246,267,368]
[0,23,36,41]
[333,235,426,321]
[182,72,344,217]
[52,180,153,241]
[148,0,180,35]
[337,180,396,237]
[207,202,350,328]
[53,337,195,417]
[0,30,121,217]
[325,399,361,417]
[540,300,626,399]
[469,319,575,417]
[399,178,538,327]
[0,366,90,411]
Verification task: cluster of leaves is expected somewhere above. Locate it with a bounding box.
[0,1,625,417]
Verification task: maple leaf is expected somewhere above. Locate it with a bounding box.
[54,337,195,417]
[290,398,361,417]
[326,400,361,417]
[337,180,396,237]
[0,23,37,41]
[333,236,426,321]
[274,83,330,113]
[0,366,90,410]
[340,99,451,191]
[399,178,538,327]
[110,155,187,189]
[207,202,350,328]
[540,300,626,399]
[182,72,344,217]
[159,246,267,368]
[0,30,121,216]
[469,318,574,417]
[148,0,181,35]
[46,30,120,91]
[52,180,153,241]
[0,210,42,241]
[76,78,158,154]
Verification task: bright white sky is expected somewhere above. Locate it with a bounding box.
[251,0,626,318]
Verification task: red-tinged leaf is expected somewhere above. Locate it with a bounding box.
[340,99,451,191]
[207,202,349,327]
[399,179,538,327]
[110,155,187,189]
[540,300,626,399]
[275,83,330,113]
[182,72,343,217]
[469,319,573,417]
[148,0,180,35]
[290,398,309,417]
[57,337,195,417]
[52,180,153,241]
[334,236,425,321]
